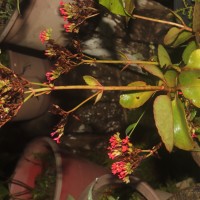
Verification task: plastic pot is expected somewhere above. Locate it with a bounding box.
[0,0,71,50]
[9,137,108,200]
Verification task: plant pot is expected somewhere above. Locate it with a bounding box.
[9,137,108,200]
[79,174,161,200]
[0,0,71,51]
[8,50,51,121]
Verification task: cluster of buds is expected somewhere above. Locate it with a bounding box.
[59,0,99,33]
[108,133,161,183]
[39,28,52,44]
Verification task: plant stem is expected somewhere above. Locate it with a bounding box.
[132,14,192,32]
[25,84,172,96]
[83,59,159,65]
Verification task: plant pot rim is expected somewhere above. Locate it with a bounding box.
[80,174,160,200]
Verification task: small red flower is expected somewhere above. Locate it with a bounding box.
[59,1,64,6]
[50,128,64,144]
[64,23,75,33]
[122,145,128,152]
[46,71,54,82]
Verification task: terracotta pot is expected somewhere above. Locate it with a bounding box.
[8,50,51,121]
[80,174,161,200]
[9,137,108,200]
[0,0,71,50]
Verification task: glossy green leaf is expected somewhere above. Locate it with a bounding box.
[164,70,178,88]
[153,95,174,152]
[186,49,200,69]
[119,81,154,109]
[98,0,126,16]
[164,27,182,46]
[158,45,172,68]
[83,75,101,86]
[182,41,197,65]
[171,31,193,48]
[141,64,165,81]
[172,97,194,150]
[179,70,200,107]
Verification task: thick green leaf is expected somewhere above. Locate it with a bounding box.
[182,41,197,65]
[153,95,174,152]
[164,70,178,88]
[172,97,194,150]
[119,81,154,109]
[164,27,182,46]
[83,75,101,86]
[179,70,200,107]
[98,0,126,16]
[171,31,193,48]
[158,45,172,68]
[141,64,165,81]
[186,49,200,69]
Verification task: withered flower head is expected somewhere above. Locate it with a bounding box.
[44,39,83,82]
[0,64,27,127]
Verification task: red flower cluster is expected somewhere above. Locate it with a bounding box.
[108,133,133,160]
[108,133,143,183]
[59,0,99,33]
[111,161,133,183]
[39,28,52,43]
[45,70,61,83]
[59,1,76,33]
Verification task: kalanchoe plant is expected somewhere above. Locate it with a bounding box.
[1,0,200,185]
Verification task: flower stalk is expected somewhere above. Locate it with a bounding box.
[24,84,174,97]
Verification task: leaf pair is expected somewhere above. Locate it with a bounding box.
[154,95,194,152]
[164,27,193,48]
